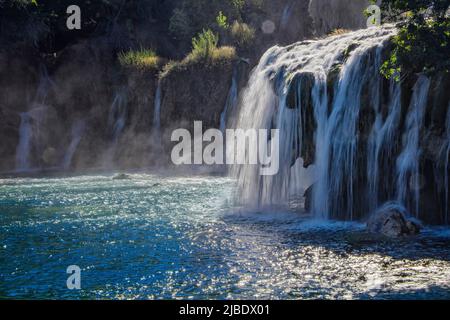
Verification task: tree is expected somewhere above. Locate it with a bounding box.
[379,0,450,79]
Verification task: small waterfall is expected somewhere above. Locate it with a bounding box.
[104,90,128,167]
[366,80,402,212]
[233,26,397,217]
[153,81,162,134]
[108,90,128,143]
[15,112,33,172]
[440,103,450,224]
[220,68,239,133]
[15,66,54,172]
[62,120,86,170]
[396,75,431,217]
[280,2,295,30]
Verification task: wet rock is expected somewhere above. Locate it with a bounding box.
[304,184,313,213]
[112,173,131,180]
[367,202,422,238]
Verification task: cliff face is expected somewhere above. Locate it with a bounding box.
[0,0,377,174]
[308,0,371,34]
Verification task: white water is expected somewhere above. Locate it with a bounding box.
[233,26,397,218]
[396,75,431,217]
[220,68,239,133]
[366,78,402,211]
[62,120,86,170]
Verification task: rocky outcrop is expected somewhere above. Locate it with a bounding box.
[367,202,422,237]
[308,0,370,35]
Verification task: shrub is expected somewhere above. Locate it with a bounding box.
[190,29,219,60]
[379,0,450,78]
[231,21,255,48]
[118,48,161,70]
[216,11,230,29]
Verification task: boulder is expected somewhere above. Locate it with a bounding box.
[367,202,422,238]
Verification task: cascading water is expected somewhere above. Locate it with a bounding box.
[280,1,295,30]
[15,112,33,171]
[104,90,128,167]
[108,90,128,143]
[220,68,239,133]
[233,26,405,218]
[396,75,431,217]
[15,66,54,172]
[440,103,450,224]
[366,79,402,213]
[153,81,162,134]
[62,120,86,170]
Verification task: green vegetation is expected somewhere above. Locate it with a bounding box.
[191,29,220,60]
[118,49,161,70]
[379,0,450,79]
[161,29,236,78]
[216,11,230,30]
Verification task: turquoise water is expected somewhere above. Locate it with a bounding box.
[0,174,450,300]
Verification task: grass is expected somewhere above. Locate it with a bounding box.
[118,48,161,70]
[231,21,255,48]
[160,30,237,79]
[160,46,236,79]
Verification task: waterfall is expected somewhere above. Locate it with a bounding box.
[62,120,86,170]
[220,68,239,133]
[153,81,162,133]
[280,2,295,30]
[396,75,431,217]
[15,66,54,172]
[441,103,450,224]
[108,90,128,143]
[104,90,128,167]
[366,80,402,212]
[233,26,397,217]
[15,112,33,172]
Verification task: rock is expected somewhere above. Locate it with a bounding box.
[367,202,422,238]
[112,173,131,180]
[304,184,314,212]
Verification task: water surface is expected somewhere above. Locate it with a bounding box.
[0,174,449,299]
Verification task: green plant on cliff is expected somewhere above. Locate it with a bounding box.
[379,0,450,79]
[160,29,236,78]
[190,29,219,60]
[216,11,230,30]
